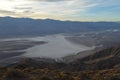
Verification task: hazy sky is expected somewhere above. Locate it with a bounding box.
[0,0,120,21]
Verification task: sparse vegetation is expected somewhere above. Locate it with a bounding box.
[0,67,120,80]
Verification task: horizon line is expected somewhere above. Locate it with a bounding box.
[0,16,120,23]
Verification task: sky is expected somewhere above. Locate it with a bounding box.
[0,0,120,21]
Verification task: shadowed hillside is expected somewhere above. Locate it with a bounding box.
[69,46,120,71]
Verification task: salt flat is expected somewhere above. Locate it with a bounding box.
[22,35,95,58]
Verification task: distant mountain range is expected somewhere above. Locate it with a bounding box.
[0,17,120,37]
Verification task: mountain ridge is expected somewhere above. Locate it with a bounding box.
[0,17,120,37]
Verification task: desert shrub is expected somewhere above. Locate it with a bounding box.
[40,76,51,80]
[2,68,29,80]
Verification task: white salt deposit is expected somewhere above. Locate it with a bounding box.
[22,35,94,58]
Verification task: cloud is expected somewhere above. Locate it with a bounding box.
[1,0,98,20]
[0,0,119,21]
[10,0,71,2]
[0,10,15,15]
[23,10,34,13]
[30,0,70,2]
[14,6,32,10]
